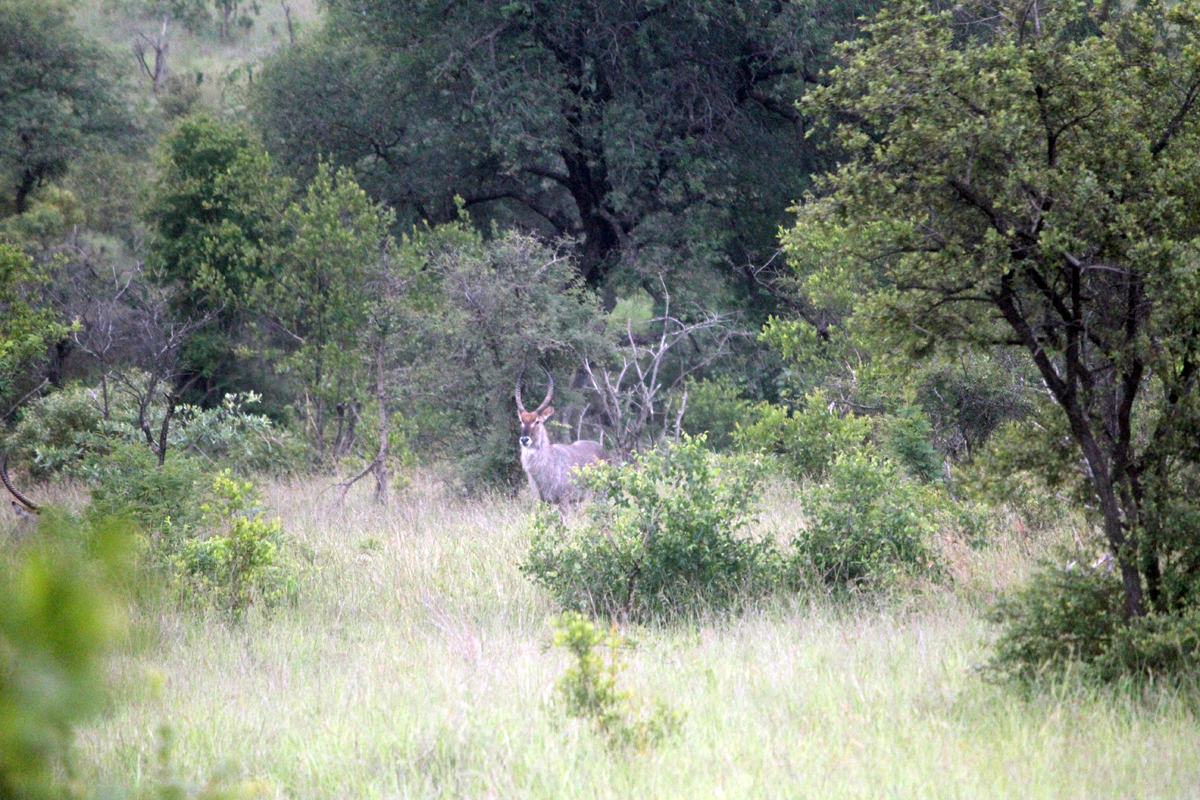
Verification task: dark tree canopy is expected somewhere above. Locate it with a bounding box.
[255,0,876,310]
[0,0,135,215]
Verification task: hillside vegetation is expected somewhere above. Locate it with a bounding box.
[2,0,1200,796]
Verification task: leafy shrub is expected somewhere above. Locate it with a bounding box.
[987,551,1200,684]
[681,377,757,451]
[1099,610,1200,681]
[522,436,773,621]
[883,405,942,483]
[7,385,297,480]
[5,386,123,478]
[550,612,682,750]
[958,418,1082,533]
[177,471,294,617]
[87,442,209,537]
[792,448,942,591]
[735,390,870,481]
[169,392,300,473]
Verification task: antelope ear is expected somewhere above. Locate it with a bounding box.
[539,405,554,420]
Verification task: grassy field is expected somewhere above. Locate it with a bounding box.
[59,477,1200,800]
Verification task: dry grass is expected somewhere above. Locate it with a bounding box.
[64,475,1200,799]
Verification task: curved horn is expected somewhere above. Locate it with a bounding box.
[535,367,553,413]
[1,454,39,514]
[515,367,527,413]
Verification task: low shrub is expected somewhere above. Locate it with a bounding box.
[550,612,682,750]
[883,405,943,483]
[176,471,295,617]
[522,436,774,621]
[987,549,1200,684]
[735,390,870,482]
[6,384,298,481]
[169,392,300,474]
[680,377,758,452]
[792,447,943,591]
[87,442,209,537]
[4,386,124,479]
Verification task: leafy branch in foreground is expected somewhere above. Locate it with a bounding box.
[550,612,682,751]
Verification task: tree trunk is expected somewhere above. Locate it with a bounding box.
[373,342,388,505]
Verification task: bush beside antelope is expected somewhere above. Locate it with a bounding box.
[516,370,610,507]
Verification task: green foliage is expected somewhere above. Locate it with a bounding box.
[735,390,871,482]
[680,377,757,452]
[384,221,607,489]
[88,443,208,536]
[255,0,878,305]
[790,0,1200,622]
[168,392,299,473]
[0,0,136,215]
[957,418,1082,534]
[550,612,682,750]
[7,385,295,479]
[793,448,943,591]
[988,550,1200,684]
[0,516,130,799]
[178,470,292,617]
[4,385,118,479]
[913,353,1035,459]
[883,405,942,483]
[0,243,69,398]
[522,437,772,621]
[146,114,286,313]
[262,162,391,465]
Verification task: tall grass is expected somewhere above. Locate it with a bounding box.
[69,477,1200,799]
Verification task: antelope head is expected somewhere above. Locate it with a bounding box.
[515,367,554,451]
[1,454,39,520]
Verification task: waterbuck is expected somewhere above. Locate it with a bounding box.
[516,370,610,507]
[2,455,39,533]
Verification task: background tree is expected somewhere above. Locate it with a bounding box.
[143,114,290,405]
[0,0,136,216]
[0,243,70,411]
[262,163,392,466]
[790,0,1200,618]
[254,0,878,316]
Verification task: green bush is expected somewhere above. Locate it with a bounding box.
[177,471,294,617]
[735,390,870,482]
[6,384,298,481]
[550,612,682,750]
[522,436,774,621]
[87,442,208,537]
[680,377,757,451]
[883,405,942,483]
[168,392,300,474]
[5,386,124,479]
[987,551,1200,684]
[792,448,942,591]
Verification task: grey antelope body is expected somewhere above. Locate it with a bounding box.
[516,371,610,506]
